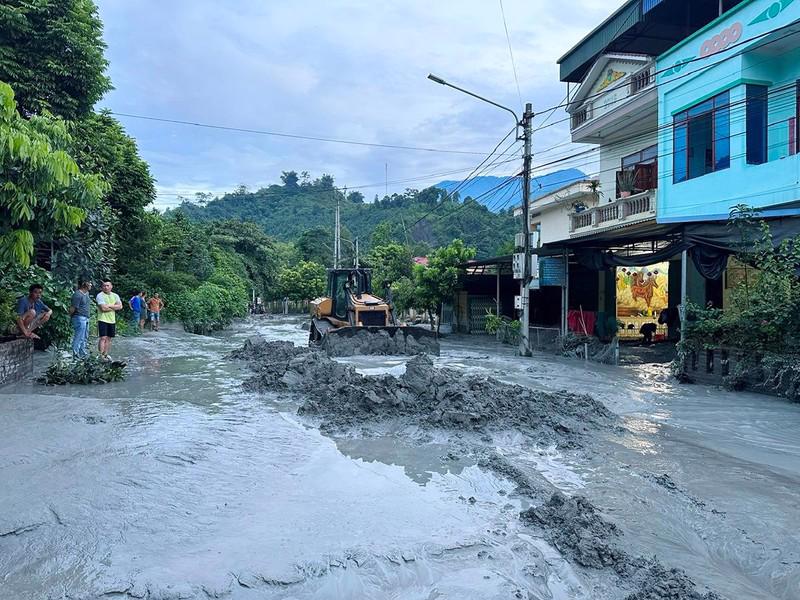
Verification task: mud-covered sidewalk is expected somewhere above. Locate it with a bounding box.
[1,316,798,599]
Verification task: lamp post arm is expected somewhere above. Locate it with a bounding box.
[428,74,519,130]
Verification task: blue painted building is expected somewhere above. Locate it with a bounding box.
[657,0,800,223]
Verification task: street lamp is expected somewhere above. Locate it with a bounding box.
[427,73,534,357]
[427,73,520,133]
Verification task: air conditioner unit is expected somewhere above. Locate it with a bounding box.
[530,254,539,279]
[515,232,540,249]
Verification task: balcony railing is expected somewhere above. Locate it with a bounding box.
[571,106,589,129]
[570,62,655,131]
[629,66,653,96]
[569,190,656,236]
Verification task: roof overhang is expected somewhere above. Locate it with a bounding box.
[559,0,746,83]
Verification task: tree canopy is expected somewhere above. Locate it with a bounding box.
[0,0,112,119]
[0,81,107,266]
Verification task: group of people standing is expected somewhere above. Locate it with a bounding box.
[127,290,164,333]
[15,279,164,360]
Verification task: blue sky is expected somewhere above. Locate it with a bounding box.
[96,0,610,209]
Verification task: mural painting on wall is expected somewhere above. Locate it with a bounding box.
[616,263,669,317]
[596,68,626,92]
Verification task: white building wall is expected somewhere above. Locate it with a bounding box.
[534,201,579,245]
[597,135,657,202]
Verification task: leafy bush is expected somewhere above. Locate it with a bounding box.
[485,311,521,344]
[677,211,800,399]
[38,354,126,385]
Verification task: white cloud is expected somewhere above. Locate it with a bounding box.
[96,0,620,206]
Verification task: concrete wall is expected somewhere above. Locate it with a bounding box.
[657,0,800,222]
[0,338,33,386]
[533,200,575,244]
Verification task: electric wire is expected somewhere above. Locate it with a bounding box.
[499,0,523,110]
[109,111,520,157]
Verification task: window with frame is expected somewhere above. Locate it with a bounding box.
[673,91,730,183]
[618,145,657,197]
[746,84,767,165]
[793,80,800,156]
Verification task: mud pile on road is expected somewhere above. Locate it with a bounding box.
[320,327,440,357]
[233,338,721,599]
[516,486,720,599]
[235,338,615,446]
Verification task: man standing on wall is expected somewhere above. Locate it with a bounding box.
[69,280,92,358]
[96,280,122,357]
[15,284,53,340]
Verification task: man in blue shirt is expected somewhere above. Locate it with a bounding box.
[16,283,52,340]
[128,290,145,332]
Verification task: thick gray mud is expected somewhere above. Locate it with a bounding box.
[235,337,614,447]
[320,327,440,357]
[234,336,723,600]
[2,318,798,599]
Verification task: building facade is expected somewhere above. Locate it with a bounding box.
[656,0,800,222]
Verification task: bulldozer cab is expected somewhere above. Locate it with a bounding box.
[328,268,373,320]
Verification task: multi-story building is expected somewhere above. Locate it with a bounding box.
[656,0,800,223]
[514,0,800,343]
[557,0,756,239]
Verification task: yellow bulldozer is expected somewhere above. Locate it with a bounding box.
[309,267,438,354]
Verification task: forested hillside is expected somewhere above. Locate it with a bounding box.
[176,172,520,259]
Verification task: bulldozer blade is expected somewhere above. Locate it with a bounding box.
[313,324,440,356]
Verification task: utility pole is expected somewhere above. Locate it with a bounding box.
[354,237,359,268]
[519,102,534,357]
[426,74,533,356]
[334,192,341,269]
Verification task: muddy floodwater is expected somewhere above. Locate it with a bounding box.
[1,316,799,599]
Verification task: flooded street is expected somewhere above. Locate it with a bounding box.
[1,317,799,599]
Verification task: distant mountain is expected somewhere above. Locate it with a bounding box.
[435,168,586,211]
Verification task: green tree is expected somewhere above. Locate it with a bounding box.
[280,170,299,189]
[495,238,515,255]
[277,260,326,301]
[296,226,332,266]
[347,190,364,204]
[369,220,403,248]
[0,81,107,267]
[416,239,475,334]
[68,111,156,273]
[0,0,111,119]
[366,243,413,291]
[207,220,280,299]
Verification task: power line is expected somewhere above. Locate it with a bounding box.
[406,127,520,229]
[109,111,519,157]
[529,21,800,134]
[526,79,800,177]
[499,0,523,110]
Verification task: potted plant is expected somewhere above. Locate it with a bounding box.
[616,170,637,198]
